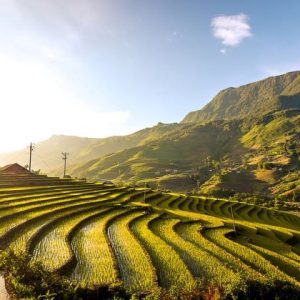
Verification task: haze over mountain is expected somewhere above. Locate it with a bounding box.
[0,123,180,174]
[1,71,300,199]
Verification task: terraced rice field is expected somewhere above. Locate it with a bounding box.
[0,176,300,296]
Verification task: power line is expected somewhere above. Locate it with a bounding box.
[62,152,69,178]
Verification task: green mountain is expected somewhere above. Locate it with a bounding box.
[0,123,179,174]
[69,108,300,203]
[68,120,242,180]
[66,71,300,204]
[182,71,300,123]
[1,71,300,205]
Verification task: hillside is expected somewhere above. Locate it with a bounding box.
[1,71,300,205]
[0,123,179,174]
[0,135,97,173]
[68,120,243,181]
[68,108,300,206]
[182,71,300,123]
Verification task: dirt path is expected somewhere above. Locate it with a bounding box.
[0,276,9,300]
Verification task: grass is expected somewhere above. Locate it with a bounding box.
[70,208,126,286]
[149,215,244,296]
[130,213,196,291]
[31,206,110,271]
[0,177,299,298]
[203,226,298,285]
[107,209,157,292]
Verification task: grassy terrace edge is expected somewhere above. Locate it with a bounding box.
[0,175,299,299]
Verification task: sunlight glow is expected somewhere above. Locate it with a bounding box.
[0,53,130,152]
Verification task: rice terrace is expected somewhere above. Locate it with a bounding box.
[2,1,300,299]
[0,166,299,299]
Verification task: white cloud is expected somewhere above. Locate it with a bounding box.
[211,13,252,47]
[220,49,227,55]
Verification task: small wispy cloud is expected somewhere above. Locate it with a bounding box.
[166,30,183,43]
[211,13,252,47]
[220,48,226,55]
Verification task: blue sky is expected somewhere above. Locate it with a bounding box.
[1,0,300,151]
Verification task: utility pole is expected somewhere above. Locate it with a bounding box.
[62,152,69,178]
[28,143,35,172]
[230,204,236,234]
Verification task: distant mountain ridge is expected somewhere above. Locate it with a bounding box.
[69,108,300,198]
[182,71,300,123]
[1,71,300,199]
[0,123,179,174]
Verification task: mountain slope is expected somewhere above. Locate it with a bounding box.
[182,71,300,123]
[68,120,243,183]
[69,109,300,201]
[1,71,300,201]
[0,123,179,174]
[0,135,97,173]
